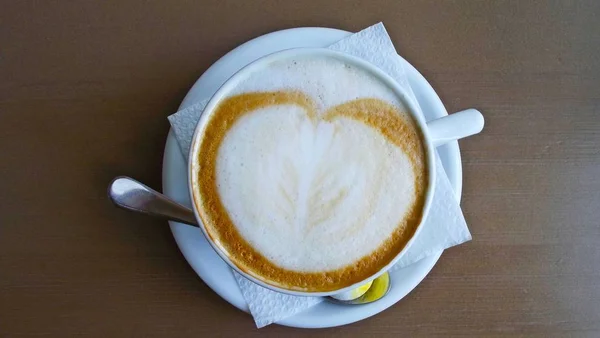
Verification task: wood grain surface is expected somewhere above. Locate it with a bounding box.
[1,1,599,336]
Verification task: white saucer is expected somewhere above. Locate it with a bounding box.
[162,27,462,328]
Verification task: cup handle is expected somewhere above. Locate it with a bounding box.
[426,109,484,147]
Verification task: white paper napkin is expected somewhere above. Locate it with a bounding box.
[168,22,471,328]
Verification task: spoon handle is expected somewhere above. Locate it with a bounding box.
[108,176,199,227]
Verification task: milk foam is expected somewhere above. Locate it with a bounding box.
[213,56,419,272]
[231,56,404,113]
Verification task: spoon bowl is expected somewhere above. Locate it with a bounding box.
[326,272,391,305]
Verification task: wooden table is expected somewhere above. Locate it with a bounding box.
[2,1,599,336]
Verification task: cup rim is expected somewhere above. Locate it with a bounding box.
[187,47,436,296]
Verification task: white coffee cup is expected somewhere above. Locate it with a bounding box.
[188,48,484,296]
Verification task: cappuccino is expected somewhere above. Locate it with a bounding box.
[192,55,428,292]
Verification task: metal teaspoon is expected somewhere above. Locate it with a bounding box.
[107,176,391,304]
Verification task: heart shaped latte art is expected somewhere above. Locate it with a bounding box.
[194,91,427,291]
